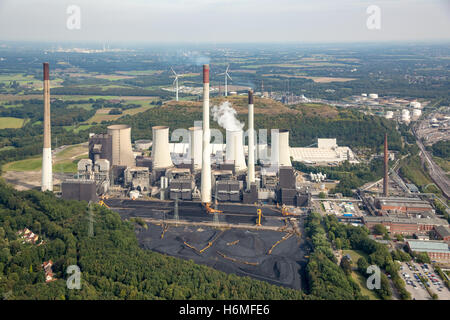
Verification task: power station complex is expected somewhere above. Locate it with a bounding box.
[40,64,310,210]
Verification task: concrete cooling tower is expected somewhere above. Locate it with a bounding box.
[107,125,135,167]
[279,129,292,167]
[226,130,247,172]
[152,126,173,169]
[270,129,291,168]
[188,126,203,169]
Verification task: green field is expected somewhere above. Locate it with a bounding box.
[342,249,369,262]
[433,156,450,172]
[0,117,26,129]
[350,271,379,300]
[3,144,88,173]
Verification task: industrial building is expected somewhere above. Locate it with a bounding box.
[290,138,357,164]
[60,64,310,211]
[374,197,434,214]
[363,215,449,235]
[407,240,450,263]
[433,225,450,241]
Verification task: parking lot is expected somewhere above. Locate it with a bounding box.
[400,262,450,300]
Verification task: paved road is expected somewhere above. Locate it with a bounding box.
[413,127,450,199]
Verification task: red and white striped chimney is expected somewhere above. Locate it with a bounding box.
[201,64,212,203]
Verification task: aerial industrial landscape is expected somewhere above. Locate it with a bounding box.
[0,0,449,308]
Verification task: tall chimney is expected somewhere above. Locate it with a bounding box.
[41,63,53,191]
[247,90,255,188]
[201,65,212,203]
[383,133,389,197]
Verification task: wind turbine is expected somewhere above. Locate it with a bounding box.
[170,67,181,101]
[218,65,232,97]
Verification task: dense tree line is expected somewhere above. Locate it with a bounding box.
[322,215,411,300]
[431,140,450,159]
[108,104,402,151]
[304,212,365,300]
[0,181,304,300]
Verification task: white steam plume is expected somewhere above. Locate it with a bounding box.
[211,101,244,132]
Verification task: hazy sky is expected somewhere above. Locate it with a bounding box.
[0,0,449,43]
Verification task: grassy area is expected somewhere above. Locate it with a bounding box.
[3,144,88,173]
[3,157,42,171]
[0,117,26,129]
[67,103,94,111]
[342,249,369,262]
[433,156,450,172]
[350,271,379,300]
[399,155,433,188]
[0,146,15,152]
[85,104,155,124]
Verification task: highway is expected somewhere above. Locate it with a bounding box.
[413,127,450,199]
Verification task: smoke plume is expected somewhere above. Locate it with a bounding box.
[211,101,244,132]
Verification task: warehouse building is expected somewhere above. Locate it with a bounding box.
[433,225,450,241]
[290,138,358,164]
[407,240,450,263]
[375,197,434,214]
[363,215,449,235]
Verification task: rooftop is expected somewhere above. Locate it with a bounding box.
[407,240,450,254]
[434,225,450,238]
[364,215,448,226]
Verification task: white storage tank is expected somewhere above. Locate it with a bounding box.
[401,109,410,122]
[369,93,378,99]
[385,111,394,119]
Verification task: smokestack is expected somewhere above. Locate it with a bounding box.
[247,90,255,188]
[41,63,53,191]
[107,125,135,167]
[188,126,203,170]
[226,130,247,172]
[151,126,173,169]
[201,65,212,203]
[383,133,389,197]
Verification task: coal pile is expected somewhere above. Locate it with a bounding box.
[136,223,306,290]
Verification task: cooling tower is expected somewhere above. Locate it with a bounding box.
[107,125,135,167]
[226,130,247,172]
[247,90,255,187]
[201,64,212,203]
[279,130,292,167]
[189,126,203,169]
[270,129,280,168]
[41,63,53,192]
[151,126,173,169]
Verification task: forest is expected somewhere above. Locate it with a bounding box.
[431,140,450,159]
[0,181,304,300]
[305,212,411,300]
